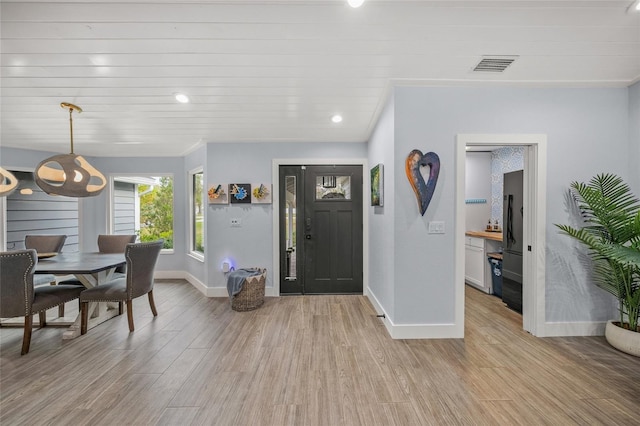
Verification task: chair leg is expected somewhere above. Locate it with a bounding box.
[22,315,33,355]
[127,301,134,332]
[50,280,65,317]
[39,311,47,328]
[80,302,88,335]
[148,290,158,317]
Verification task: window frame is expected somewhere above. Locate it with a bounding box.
[109,173,175,254]
[188,167,205,261]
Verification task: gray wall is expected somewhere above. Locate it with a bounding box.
[367,95,396,319]
[390,86,629,326]
[630,81,640,193]
[205,142,367,290]
[6,171,79,252]
[112,181,136,235]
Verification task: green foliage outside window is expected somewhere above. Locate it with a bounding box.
[139,177,174,249]
[193,172,204,253]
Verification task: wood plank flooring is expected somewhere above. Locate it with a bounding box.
[1,281,639,425]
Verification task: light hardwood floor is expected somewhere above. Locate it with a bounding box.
[1,281,639,425]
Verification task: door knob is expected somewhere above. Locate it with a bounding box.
[305,234,311,239]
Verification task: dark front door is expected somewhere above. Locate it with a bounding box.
[279,165,363,294]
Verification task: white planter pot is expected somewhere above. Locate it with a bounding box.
[605,320,640,357]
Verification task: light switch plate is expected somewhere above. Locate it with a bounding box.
[428,221,445,234]
[230,218,242,227]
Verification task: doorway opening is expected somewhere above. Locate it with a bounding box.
[456,134,547,336]
[278,164,363,295]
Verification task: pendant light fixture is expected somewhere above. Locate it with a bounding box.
[0,167,18,197]
[35,103,106,197]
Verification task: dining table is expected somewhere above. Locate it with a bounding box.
[34,252,126,339]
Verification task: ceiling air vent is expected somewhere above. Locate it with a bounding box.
[473,56,518,73]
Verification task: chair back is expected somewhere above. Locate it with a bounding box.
[98,234,137,274]
[125,240,163,299]
[97,234,137,253]
[0,250,36,317]
[25,235,67,253]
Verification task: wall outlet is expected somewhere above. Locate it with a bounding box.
[428,221,445,234]
[230,218,242,227]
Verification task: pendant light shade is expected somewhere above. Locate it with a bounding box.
[35,103,106,197]
[0,167,18,197]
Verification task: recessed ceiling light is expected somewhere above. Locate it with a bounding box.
[348,0,365,8]
[331,114,343,123]
[175,93,189,103]
[628,0,640,12]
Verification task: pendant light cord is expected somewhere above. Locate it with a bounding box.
[61,102,81,154]
[68,107,74,154]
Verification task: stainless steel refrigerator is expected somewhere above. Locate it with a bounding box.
[502,170,523,313]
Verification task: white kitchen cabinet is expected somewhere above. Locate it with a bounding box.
[465,237,485,290]
[465,234,502,293]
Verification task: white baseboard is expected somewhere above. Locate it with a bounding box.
[155,270,279,298]
[366,289,463,339]
[265,286,279,297]
[154,270,184,280]
[543,321,606,337]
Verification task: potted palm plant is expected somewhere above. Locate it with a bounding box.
[556,173,640,357]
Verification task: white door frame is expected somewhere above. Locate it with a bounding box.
[456,134,547,336]
[271,158,369,297]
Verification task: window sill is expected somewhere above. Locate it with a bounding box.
[188,252,205,263]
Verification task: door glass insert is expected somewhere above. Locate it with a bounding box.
[284,175,297,279]
[315,175,351,200]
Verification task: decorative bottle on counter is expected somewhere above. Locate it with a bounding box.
[486,220,492,231]
[493,219,499,231]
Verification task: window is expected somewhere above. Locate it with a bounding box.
[315,175,351,200]
[112,175,174,250]
[190,169,204,256]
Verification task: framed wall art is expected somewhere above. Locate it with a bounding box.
[229,183,251,204]
[370,164,383,206]
[208,184,228,204]
[251,183,272,204]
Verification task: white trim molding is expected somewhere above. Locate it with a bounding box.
[544,321,606,337]
[367,288,459,339]
[158,270,280,298]
[456,134,548,337]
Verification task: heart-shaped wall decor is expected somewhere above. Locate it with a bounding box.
[405,150,440,216]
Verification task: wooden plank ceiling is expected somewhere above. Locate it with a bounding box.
[1,0,639,157]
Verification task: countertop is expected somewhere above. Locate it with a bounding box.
[465,230,503,242]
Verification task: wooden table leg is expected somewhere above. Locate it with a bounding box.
[62,268,120,339]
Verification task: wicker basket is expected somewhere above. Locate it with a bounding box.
[231,268,266,312]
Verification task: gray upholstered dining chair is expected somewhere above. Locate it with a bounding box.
[24,234,67,285]
[0,250,84,355]
[60,234,137,287]
[24,234,68,316]
[80,239,163,334]
[24,234,67,254]
[97,234,137,275]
